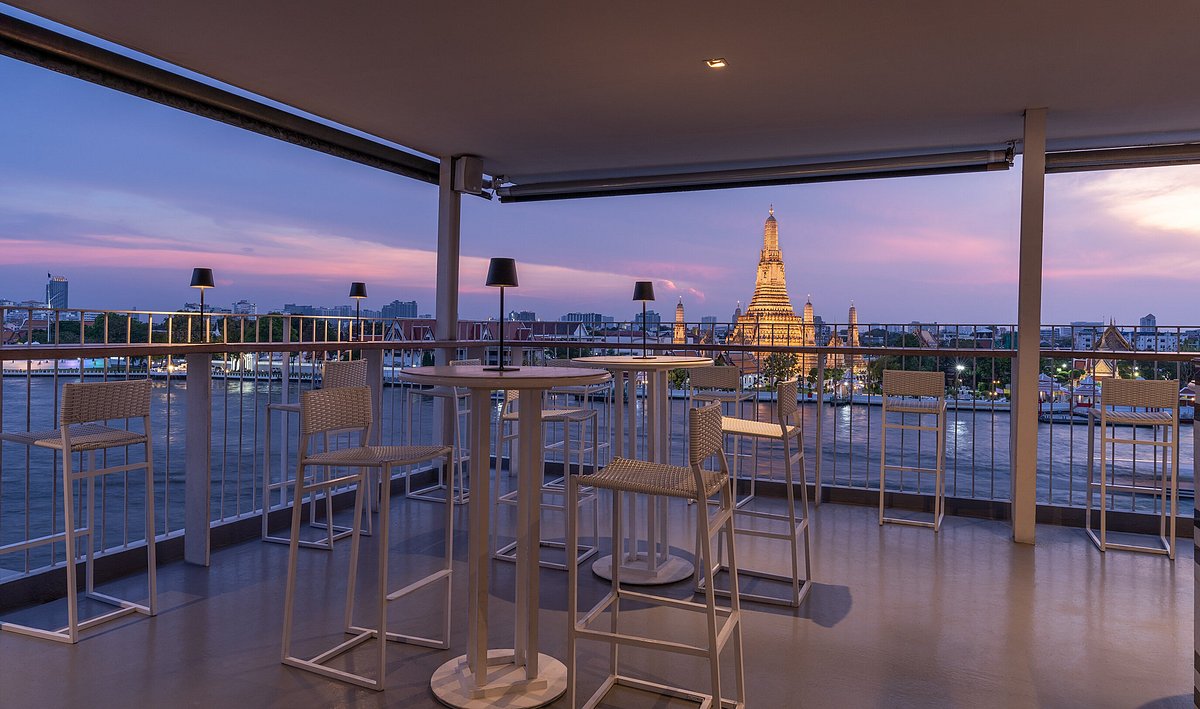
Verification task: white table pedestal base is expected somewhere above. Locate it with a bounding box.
[431,650,567,708]
[591,552,694,585]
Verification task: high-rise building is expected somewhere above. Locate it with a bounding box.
[381,299,418,318]
[510,310,537,322]
[232,299,257,315]
[46,274,68,309]
[730,208,816,374]
[1138,313,1156,334]
[634,310,661,328]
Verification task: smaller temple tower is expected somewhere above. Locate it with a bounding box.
[847,302,865,373]
[674,298,686,344]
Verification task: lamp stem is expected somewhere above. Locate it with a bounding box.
[642,300,648,357]
[499,286,505,369]
[356,301,361,342]
[200,289,207,344]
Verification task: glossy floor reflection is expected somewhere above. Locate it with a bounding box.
[0,489,1191,708]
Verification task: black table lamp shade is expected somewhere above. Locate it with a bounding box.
[190,268,215,289]
[348,282,368,298]
[486,258,519,288]
[189,268,214,344]
[485,258,519,371]
[632,280,656,359]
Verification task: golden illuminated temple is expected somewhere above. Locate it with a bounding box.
[730,208,815,373]
[728,208,865,377]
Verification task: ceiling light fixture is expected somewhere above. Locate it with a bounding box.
[705,57,727,68]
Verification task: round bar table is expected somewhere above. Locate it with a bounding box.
[399,365,610,709]
[573,355,712,585]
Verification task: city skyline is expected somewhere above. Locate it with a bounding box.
[1,36,1198,324]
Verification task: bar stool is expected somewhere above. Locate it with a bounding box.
[281,386,453,690]
[545,357,613,468]
[566,403,744,707]
[1086,377,1180,558]
[879,369,947,531]
[698,377,811,607]
[687,364,758,509]
[402,359,473,504]
[494,387,600,569]
[263,358,367,549]
[0,379,156,643]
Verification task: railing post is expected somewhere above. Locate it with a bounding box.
[184,351,212,566]
[815,352,825,505]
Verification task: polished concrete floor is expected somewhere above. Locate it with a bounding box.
[0,487,1191,709]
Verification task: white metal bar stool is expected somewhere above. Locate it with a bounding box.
[263,358,368,549]
[0,379,156,644]
[687,364,758,509]
[495,387,600,570]
[545,357,613,469]
[281,386,454,690]
[567,403,745,708]
[1086,377,1180,558]
[698,378,811,607]
[402,359,473,504]
[879,369,947,531]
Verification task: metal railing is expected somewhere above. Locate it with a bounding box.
[1,306,1195,586]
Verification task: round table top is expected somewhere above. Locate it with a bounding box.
[397,364,611,390]
[573,355,712,371]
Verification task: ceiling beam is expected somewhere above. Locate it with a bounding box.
[0,12,440,185]
[496,150,1014,203]
[1044,143,1200,173]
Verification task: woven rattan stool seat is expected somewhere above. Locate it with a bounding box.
[588,456,725,500]
[31,424,146,452]
[720,416,798,439]
[885,398,944,413]
[1104,410,1174,425]
[303,444,451,468]
[1,423,117,447]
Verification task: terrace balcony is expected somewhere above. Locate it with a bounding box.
[0,311,1194,707]
[2,2,1199,705]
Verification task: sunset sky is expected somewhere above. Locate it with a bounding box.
[1,18,1197,327]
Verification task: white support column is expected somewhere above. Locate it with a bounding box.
[184,352,212,565]
[365,349,384,446]
[1012,107,1047,545]
[435,157,461,446]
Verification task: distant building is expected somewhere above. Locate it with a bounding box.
[46,274,68,309]
[283,303,314,316]
[700,316,718,327]
[382,299,418,319]
[232,299,256,315]
[634,310,661,328]
[509,310,537,322]
[1134,331,1178,351]
[561,312,604,324]
[1138,313,1156,335]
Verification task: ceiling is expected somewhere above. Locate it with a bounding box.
[10,1,1200,184]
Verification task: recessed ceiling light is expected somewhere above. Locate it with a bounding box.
[705,57,727,69]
